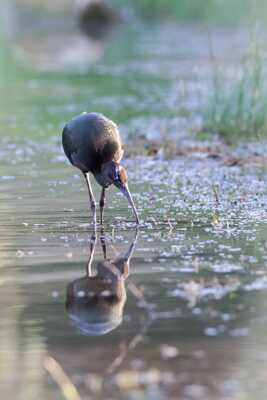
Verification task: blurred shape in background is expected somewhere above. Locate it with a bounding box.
[76,0,118,40]
[0,0,119,70]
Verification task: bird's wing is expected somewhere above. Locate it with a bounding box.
[62,126,78,165]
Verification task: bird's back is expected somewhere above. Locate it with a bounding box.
[62,112,123,173]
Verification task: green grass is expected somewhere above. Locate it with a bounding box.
[12,0,267,25]
[200,40,267,142]
[113,0,267,25]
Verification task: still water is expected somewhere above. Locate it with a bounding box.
[0,9,267,400]
[1,148,267,399]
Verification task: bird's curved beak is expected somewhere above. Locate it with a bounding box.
[114,182,140,224]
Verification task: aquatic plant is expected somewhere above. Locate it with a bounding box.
[201,39,267,142]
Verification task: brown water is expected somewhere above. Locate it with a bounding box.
[1,8,267,400]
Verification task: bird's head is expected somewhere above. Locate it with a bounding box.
[95,161,140,224]
[94,160,122,188]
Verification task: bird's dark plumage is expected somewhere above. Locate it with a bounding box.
[62,112,123,173]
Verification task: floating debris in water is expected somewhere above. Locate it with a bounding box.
[184,384,207,399]
[160,345,179,359]
[212,263,243,273]
[130,359,146,370]
[114,369,175,390]
[204,327,218,337]
[0,176,15,181]
[100,290,112,298]
[84,374,103,394]
[171,278,241,305]
[16,250,25,258]
[229,327,249,337]
[192,350,206,360]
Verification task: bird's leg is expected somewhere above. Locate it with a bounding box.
[84,172,97,226]
[100,228,107,259]
[99,187,106,225]
[87,231,97,277]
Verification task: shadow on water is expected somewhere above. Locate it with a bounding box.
[66,229,138,336]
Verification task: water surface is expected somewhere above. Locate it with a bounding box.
[1,13,267,400]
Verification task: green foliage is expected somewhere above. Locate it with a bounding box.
[112,0,267,25]
[202,41,267,141]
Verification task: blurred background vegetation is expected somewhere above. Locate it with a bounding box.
[7,0,267,25]
[1,0,267,144]
[114,0,267,25]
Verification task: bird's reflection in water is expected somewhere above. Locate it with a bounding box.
[66,230,138,336]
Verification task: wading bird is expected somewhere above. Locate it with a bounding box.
[62,112,140,225]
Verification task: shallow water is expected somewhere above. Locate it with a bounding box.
[1,9,267,400]
[1,144,267,400]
